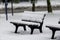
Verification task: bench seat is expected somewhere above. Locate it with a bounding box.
[10,20,40,26]
[10,20,40,34]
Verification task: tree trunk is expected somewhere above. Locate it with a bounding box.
[32,2,35,12]
[31,0,35,12]
[47,0,52,13]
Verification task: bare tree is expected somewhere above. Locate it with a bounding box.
[11,0,13,16]
[31,0,36,12]
[47,0,52,13]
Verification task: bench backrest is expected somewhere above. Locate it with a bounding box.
[21,11,47,23]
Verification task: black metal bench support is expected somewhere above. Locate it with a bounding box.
[23,26,26,31]
[15,25,19,33]
[28,21,43,34]
[51,30,56,39]
[15,25,26,33]
[31,28,34,34]
[39,22,43,33]
[28,24,43,34]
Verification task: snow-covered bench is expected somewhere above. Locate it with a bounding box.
[46,24,60,39]
[10,11,47,34]
[10,20,40,34]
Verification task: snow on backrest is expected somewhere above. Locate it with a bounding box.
[20,11,47,22]
[24,11,47,14]
[24,11,47,19]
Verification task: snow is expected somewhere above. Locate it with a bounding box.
[0,10,60,40]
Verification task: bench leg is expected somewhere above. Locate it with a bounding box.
[39,27,43,33]
[15,25,19,33]
[39,26,43,33]
[51,30,56,39]
[39,23,43,33]
[23,26,26,31]
[30,28,34,34]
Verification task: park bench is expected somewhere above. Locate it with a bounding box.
[46,24,60,39]
[10,11,47,34]
[10,21,40,34]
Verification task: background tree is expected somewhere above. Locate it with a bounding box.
[31,0,36,12]
[47,0,52,13]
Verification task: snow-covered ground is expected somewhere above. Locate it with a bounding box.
[0,10,60,40]
[0,0,60,9]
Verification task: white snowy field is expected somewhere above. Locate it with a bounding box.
[0,0,60,9]
[0,10,60,40]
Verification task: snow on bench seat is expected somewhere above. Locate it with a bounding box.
[46,24,60,29]
[9,20,40,27]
